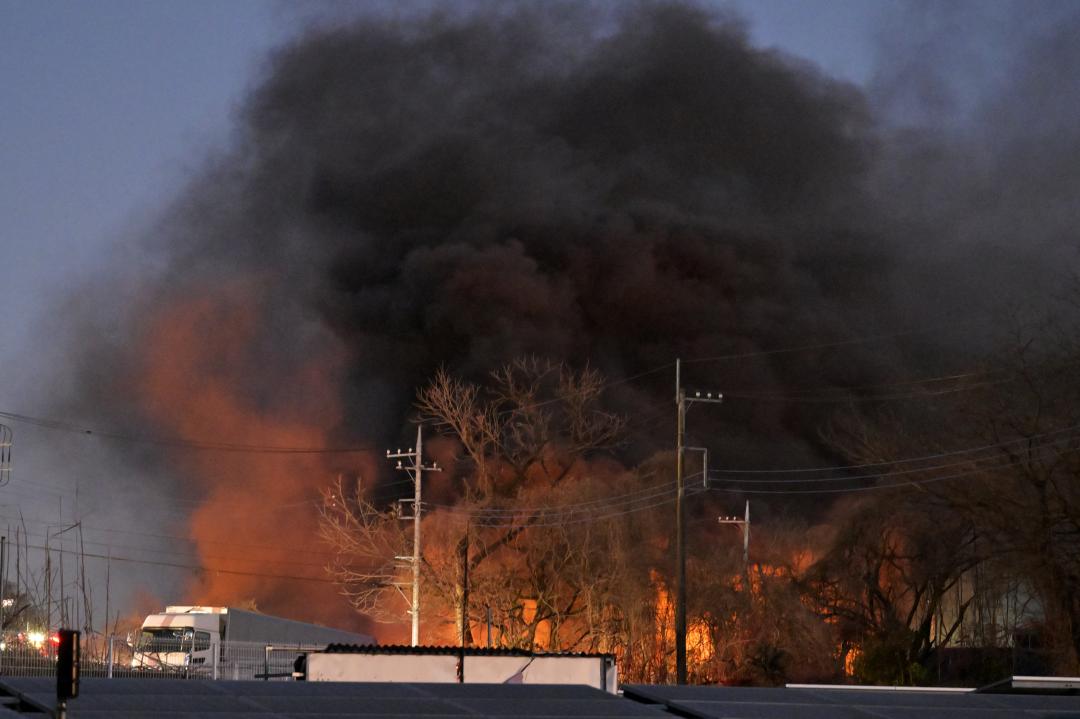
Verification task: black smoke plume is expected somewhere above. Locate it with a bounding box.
[36,0,1080,624]
[144,2,892,460]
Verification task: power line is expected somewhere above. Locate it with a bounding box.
[468,331,985,420]
[723,379,1007,404]
[706,446,1077,495]
[766,369,1001,394]
[2,478,324,518]
[421,470,700,516]
[12,525,330,571]
[681,314,992,366]
[0,410,377,454]
[21,541,334,584]
[0,513,337,561]
[426,472,710,526]
[427,483,677,520]
[709,423,1080,477]
[466,486,710,528]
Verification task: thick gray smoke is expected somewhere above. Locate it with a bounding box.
[25,0,1080,625]
[868,0,1080,330]
[135,1,896,463]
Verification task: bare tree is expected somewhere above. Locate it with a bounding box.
[803,493,982,684]
[319,476,410,623]
[929,325,1080,672]
[320,358,627,647]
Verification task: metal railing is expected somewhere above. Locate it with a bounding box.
[0,635,319,681]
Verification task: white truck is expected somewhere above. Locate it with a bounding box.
[133,605,374,679]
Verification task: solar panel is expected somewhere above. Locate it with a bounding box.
[412,682,612,699]
[673,702,870,719]
[244,696,471,715]
[217,681,433,698]
[879,704,1024,717]
[446,697,664,717]
[978,693,1080,710]
[800,690,993,707]
[626,684,823,704]
[2,677,1073,719]
[624,683,1080,719]
[0,677,665,718]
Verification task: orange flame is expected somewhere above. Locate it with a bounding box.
[131,283,371,630]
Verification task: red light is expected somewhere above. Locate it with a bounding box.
[50,634,61,645]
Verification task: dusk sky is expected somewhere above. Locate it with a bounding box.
[1,0,885,375]
[0,0,899,624]
[3,0,1075,641]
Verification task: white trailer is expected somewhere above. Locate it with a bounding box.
[134,605,374,678]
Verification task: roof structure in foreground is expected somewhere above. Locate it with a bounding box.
[622,683,1080,719]
[1,677,1077,718]
[0,677,664,719]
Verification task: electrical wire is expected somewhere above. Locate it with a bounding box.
[424,472,709,527]
[465,485,710,528]
[0,512,337,561]
[11,524,331,570]
[420,470,701,516]
[761,369,1002,394]
[19,541,334,584]
[706,446,1077,495]
[0,410,377,454]
[723,378,1007,404]
[2,478,324,518]
[680,314,992,365]
[709,422,1080,476]
[7,486,713,582]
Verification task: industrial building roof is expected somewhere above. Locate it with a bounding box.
[0,677,662,718]
[622,683,1080,719]
[1,676,1077,718]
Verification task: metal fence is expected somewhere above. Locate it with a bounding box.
[0,635,318,681]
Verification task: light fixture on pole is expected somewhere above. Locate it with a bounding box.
[717,501,751,567]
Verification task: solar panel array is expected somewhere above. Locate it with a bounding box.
[0,677,669,718]
[622,684,1080,719]
[2,677,1078,718]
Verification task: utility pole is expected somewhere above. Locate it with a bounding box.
[45,543,51,635]
[0,423,12,488]
[718,501,751,566]
[0,535,6,632]
[675,358,722,685]
[458,523,469,684]
[387,425,440,647]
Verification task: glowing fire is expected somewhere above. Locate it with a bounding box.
[650,570,714,668]
[131,283,372,628]
[844,646,861,676]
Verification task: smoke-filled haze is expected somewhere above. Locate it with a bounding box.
[5,0,1079,632]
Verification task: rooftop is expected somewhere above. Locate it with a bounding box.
[0,675,1075,718]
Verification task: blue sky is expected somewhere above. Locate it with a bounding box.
[1,1,288,371]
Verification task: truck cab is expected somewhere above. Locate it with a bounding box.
[133,606,224,671]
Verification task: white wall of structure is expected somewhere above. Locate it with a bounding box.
[305,653,617,693]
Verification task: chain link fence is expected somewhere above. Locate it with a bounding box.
[0,634,317,681]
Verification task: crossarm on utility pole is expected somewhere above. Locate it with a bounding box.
[387,425,441,647]
[674,359,722,685]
